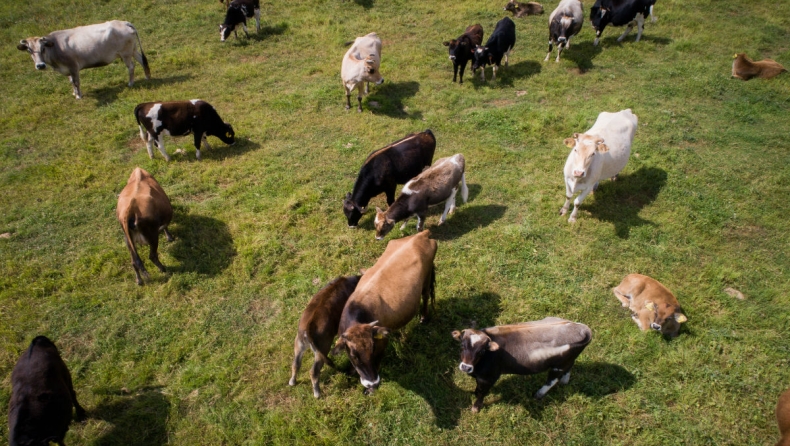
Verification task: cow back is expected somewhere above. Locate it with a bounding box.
[586,109,637,180]
[44,21,138,71]
[299,275,361,339]
[405,154,464,204]
[117,168,173,228]
[486,17,517,52]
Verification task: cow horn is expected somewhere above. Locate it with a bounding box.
[368,320,379,327]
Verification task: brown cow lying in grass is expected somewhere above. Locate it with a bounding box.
[732,53,787,80]
[778,388,790,446]
[613,274,687,338]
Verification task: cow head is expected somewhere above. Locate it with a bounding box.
[503,0,519,14]
[17,37,54,70]
[359,54,384,85]
[374,207,395,240]
[590,5,610,38]
[219,23,237,42]
[452,329,499,374]
[643,301,687,338]
[343,193,365,228]
[218,123,235,145]
[471,45,489,71]
[563,133,609,178]
[333,321,390,393]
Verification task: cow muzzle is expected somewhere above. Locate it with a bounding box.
[375,78,384,85]
[572,170,585,178]
[650,323,662,331]
[361,375,381,389]
[35,63,46,70]
[459,362,474,374]
[449,55,456,61]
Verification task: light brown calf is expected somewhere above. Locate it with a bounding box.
[613,274,687,338]
[778,388,790,446]
[732,53,787,80]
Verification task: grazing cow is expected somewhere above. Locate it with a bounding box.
[442,24,484,84]
[117,168,174,285]
[590,0,657,46]
[613,274,687,338]
[472,17,516,82]
[9,336,86,446]
[560,109,637,223]
[289,275,362,398]
[374,154,468,240]
[134,100,235,161]
[778,389,790,446]
[17,20,150,99]
[341,33,384,112]
[344,130,436,228]
[732,53,787,80]
[220,0,261,42]
[545,0,584,62]
[504,0,544,17]
[452,318,592,412]
[333,230,437,394]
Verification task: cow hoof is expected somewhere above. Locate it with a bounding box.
[559,208,567,216]
[471,405,481,414]
[357,108,363,113]
[568,217,577,223]
[288,378,296,386]
[313,390,321,398]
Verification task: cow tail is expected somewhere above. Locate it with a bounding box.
[429,264,436,314]
[304,333,338,369]
[120,209,141,266]
[128,23,152,79]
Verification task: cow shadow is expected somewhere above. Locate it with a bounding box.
[562,41,603,73]
[580,166,667,238]
[198,138,260,161]
[472,60,541,88]
[168,213,236,276]
[353,0,375,9]
[93,75,194,106]
[90,387,170,446]
[245,22,289,43]
[429,204,507,241]
[597,34,673,48]
[368,81,422,120]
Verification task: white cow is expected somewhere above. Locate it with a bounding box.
[341,32,384,112]
[560,109,637,223]
[17,20,151,99]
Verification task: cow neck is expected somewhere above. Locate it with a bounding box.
[385,198,413,222]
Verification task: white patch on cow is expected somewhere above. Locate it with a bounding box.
[560,370,571,385]
[190,99,201,105]
[401,181,417,195]
[535,378,559,398]
[529,344,570,362]
[146,104,163,133]
[560,16,572,29]
[360,375,380,389]
[459,362,474,373]
[469,334,485,346]
[631,314,644,330]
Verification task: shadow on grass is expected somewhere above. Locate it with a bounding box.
[242,22,289,44]
[368,81,422,120]
[561,41,603,74]
[93,75,194,106]
[169,213,236,276]
[91,387,170,446]
[429,204,507,241]
[353,0,375,9]
[471,60,541,89]
[596,34,673,48]
[200,137,260,161]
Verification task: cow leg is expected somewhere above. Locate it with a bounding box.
[242,22,250,38]
[612,286,631,307]
[399,215,412,230]
[69,72,82,99]
[649,5,656,23]
[535,368,564,399]
[147,229,167,273]
[345,86,352,110]
[289,333,307,387]
[568,188,592,223]
[364,81,369,95]
[634,14,645,42]
[544,41,553,62]
[125,238,148,285]
[415,213,426,231]
[491,64,497,82]
[193,133,204,160]
[419,265,434,323]
[254,7,261,32]
[458,62,466,84]
[452,62,459,83]
[472,376,497,413]
[123,55,136,86]
[145,133,156,159]
[505,47,511,67]
[356,84,363,113]
[156,134,172,162]
[309,352,325,398]
[439,188,458,225]
[560,181,573,216]
[163,228,174,242]
[556,43,563,63]
[560,369,572,385]
[385,186,396,205]
[479,66,486,81]
[617,22,635,42]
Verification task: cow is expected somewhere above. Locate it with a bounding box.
[134,100,236,161]
[545,0,584,62]
[613,274,687,338]
[442,24,484,84]
[472,17,516,82]
[560,109,637,223]
[374,154,468,240]
[341,33,384,112]
[778,389,790,446]
[117,168,174,286]
[332,230,437,394]
[343,130,436,228]
[17,20,150,99]
[590,0,657,46]
[732,53,787,81]
[220,0,261,42]
[289,275,362,398]
[452,317,592,413]
[8,336,87,446]
[504,0,544,17]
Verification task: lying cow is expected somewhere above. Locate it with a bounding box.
[344,130,436,228]
[374,154,468,240]
[134,100,236,161]
[341,33,384,112]
[452,317,592,412]
[613,274,687,338]
[117,168,174,285]
[220,0,261,42]
[472,17,516,82]
[560,108,637,223]
[443,24,484,84]
[9,336,87,446]
[778,389,790,446]
[333,230,437,394]
[732,53,787,81]
[545,0,584,62]
[504,0,544,17]
[17,20,150,99]
[590,0,657,46]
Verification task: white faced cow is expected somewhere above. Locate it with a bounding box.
[341,33,384,112]
[560,109,637,223]
[17,20,150,99]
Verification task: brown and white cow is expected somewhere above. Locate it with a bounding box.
[613,274,688,338]
[333,230,437,394]
[374,154,468,240]
[117,168,174,285]
[777,388,790,446]
[452,318,592,412]
[9,336,86,446]
[341,32,384,112]
[289,275,362,398]
[134,100,235,161]
[17,20,150,99]
[504,0,544,17]
[732,53,787,81]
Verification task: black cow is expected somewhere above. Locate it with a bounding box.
[545,0,584,62]
[134,100,235,161]
[590,0,656,46]
[220,0,261,42]
[9,336,86,446]
[343,130,436,228]
[472,17,516,82]
[442,24,484,84]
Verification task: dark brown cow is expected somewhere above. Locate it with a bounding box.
[778,389,790,446]
[117,168,174,285]
[442,24,484,84]
[289,275,362,398]
[9,336,86,446]
[333,230,437,394]
[452,317,592,412]
[504,0,544,17]
[732,53,787,80]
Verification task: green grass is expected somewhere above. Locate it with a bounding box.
[1,0,789,444]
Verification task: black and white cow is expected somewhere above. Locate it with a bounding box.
[442,24,484,84]
[134,100,235,161]
[590,0,657,46]
[472,17,516,82]
[220,0,261,42]
[545,0,584,62]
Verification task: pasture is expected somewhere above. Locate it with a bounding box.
[1,0,789,443]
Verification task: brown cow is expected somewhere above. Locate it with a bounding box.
[333,230,437,394]
[289,275,361,398]
[732,53,787,80]
[613,274,687,338]
[778,388,790,446]
[504,0,544,17]
[117,168,174,285]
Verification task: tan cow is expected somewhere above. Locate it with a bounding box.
[117,168,174,285]
[778,388,790,446]
[732,53,787,81]
[341,32,384,112]
[613,274,687,338]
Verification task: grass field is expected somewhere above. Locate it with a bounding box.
[1,0,789,443]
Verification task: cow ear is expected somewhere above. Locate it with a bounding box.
[596,142,609,153]
[17,40,28,51]
[451,330,463,341]
[331,337,346,356]
[563,137,576,148]
[442,41,450,47]
[344,192,352,201]
[373,327,390,340]
[375,206,384,214]
[674,313,688,323]
[487,341,500,351]
[42,39,54,48]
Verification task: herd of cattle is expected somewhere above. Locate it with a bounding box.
[8,0,790,444]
